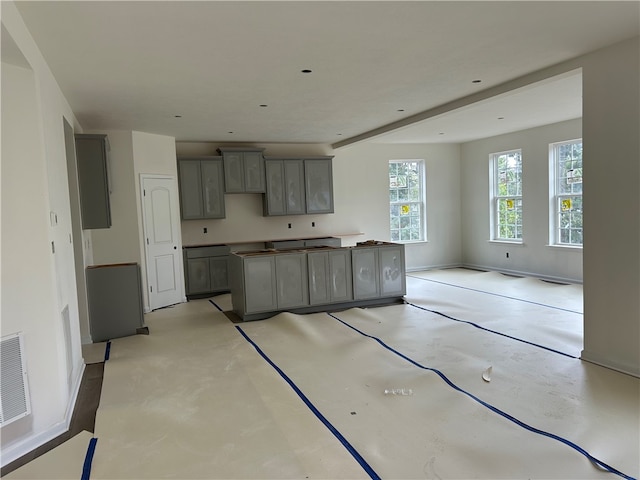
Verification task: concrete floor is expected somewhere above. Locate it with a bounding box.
[5,268,639,479]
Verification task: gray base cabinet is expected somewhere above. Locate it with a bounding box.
[75,134,111,229]
[308,249,352,305]
[230,242,404,321]
[86,263,144,342]
[275,253,308,308]
[184,245,231,297]
[178,157,225,220]
[353,243,406,299]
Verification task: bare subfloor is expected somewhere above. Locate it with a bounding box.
[5,269,639,479]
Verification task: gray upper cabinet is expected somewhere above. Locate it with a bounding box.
[263,156,334,216]
[75,134,111,229]
[177,157,225,220]
[218,148,266,193]
[264,159,306,216]
[305,157,334,214]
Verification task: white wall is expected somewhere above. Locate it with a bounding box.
[132,131,181,311]
[460,118,583,282]
[581,37,639,376]
[89,131,140,265]
[1,3,84,464]
[335,142,462,271]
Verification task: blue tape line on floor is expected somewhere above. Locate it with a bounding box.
[236,326,381,480]
[81,437,98,480]
[328,312,635,480]
[407,274,583,315]
[208,299,223,311]
[104,341,111,362]
[406,301,578,359]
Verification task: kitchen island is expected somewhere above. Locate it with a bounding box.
[229,241,405,321]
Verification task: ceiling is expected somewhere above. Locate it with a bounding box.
[11,1,640,147]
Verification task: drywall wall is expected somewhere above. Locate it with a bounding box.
[460,118,583,282]
[334,142,462,271]
[132,131,182,311]
[89,131,141,266]
[1,3,84,464]
[581,37,639,377]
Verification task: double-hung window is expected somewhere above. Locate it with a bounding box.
[490,150,523,242]
[550,139,583,246]
[389,160,425,242]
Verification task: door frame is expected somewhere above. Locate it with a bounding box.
[139,173,186,311]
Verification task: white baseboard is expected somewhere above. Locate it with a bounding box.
[406,262,462,273]
[1,362,86,468]
[460,263,582,285]
[581,349,640,378]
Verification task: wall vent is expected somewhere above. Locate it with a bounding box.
[1,333,31,426]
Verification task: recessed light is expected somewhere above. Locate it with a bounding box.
[472,79,482,83]
[498,117,504,120]
[336,133,343,136]
[174,115,182,118]
[259,104,268,107]
[228,131,234,134]
[439,132,445,135]
[397,109,405,112]
[301,69,312,73]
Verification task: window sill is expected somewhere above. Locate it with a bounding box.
[488,240,524,246]
[546,244,583,251]
[395,240,428,245]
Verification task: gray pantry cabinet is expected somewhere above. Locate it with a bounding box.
[75,134,111,229]
[184,245,231,297]
[263,157,334,216]
[177,157,225,220]
[218,147,266,193]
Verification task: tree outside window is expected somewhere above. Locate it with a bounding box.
[552,140,583,246]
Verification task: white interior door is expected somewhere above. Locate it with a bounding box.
[141,175,184,310]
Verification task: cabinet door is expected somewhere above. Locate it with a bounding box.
[379,245,406,296]
[284,160,306,215]
[305,158,334,214]
[264,160,285,215]
[352,248,379,299]
[223,151,245,193]
[308,252,330,305]
[243,151,266,193]
[329,249,353,302]
[186,258,211,294]
[209,256,229,292]
[275,253,309,308]
[244,256,277,313]
[178,160,204,219]
[75,134,112,229]
[201,159,225,218]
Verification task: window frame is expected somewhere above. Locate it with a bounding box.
[549,139,583,248]
[489,149,523,243]
[388,159,426,243]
